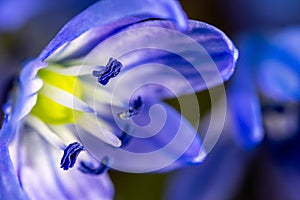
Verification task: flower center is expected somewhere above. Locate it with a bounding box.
[31,65,83,124]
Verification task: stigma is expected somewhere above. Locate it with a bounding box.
[60,142,85,170]
[118,96,143,120]
[92,58,123,85]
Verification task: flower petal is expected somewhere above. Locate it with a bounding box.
[78,100,204,173]
[0,146,28,200]
[11,128,114,200]
[77,114,122,148]
[40,0,187,61]
[255,29,300,101]
[228,37,264,149]
[82,20,237,100]
[257,59,300,101]
[1,60,45,145]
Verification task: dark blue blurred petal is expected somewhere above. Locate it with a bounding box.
[228,36,264,149]
[256,28,300,102]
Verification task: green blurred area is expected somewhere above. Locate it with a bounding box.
[109,171,170,200]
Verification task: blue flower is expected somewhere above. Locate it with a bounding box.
[165,27,300,200]
[0,0,237,199]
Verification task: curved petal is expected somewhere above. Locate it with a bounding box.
[165,137,250,200]
[228,36,264,149]
[255,29,300,102]
[11,128,114,200]
[0,146,28,200]
[40,0,188,61]
[78,100,204,173]
[0,60,45,145]
[82,20,238,100]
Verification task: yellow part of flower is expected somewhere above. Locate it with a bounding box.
[31,66,83,124]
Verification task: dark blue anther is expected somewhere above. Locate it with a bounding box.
[132,96,143,110]
[118,96,144,119]
[60,142,85,170]
[118,131,132,147]
[92,57,122,85]
[78,157,109,175]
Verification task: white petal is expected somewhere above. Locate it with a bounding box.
[26,115,65,149]
[77,114,121,148]
[40,82,95,113]
[47,64,103,76]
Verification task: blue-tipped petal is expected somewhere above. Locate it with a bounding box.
[11,128,114,200]
[228,37,264,149]
[0,147,28,200]
[40,0,187,61]
[228,81,264,149]
[84,20,238,100]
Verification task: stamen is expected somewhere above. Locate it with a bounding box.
[118,131,132,147]
[92,58,122,85]
[77,114,122,147]
[47,64,102,76]
[78,157,109,175]
[26,115,65,149]
[118,96,143,120]
[40,83,95,113]
[81,81,126,108]
[60,142,85,170]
